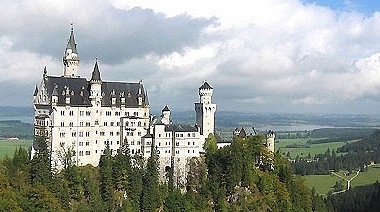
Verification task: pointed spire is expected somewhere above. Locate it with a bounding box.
[52,84,58,96]
[66,24,77,53]
[91,58,101,81]
[145,91,150,106]
[162,105,170,112]
[199,80,212,90]
[33,85,38,96]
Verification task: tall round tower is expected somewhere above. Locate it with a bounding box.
[195,81,217,138]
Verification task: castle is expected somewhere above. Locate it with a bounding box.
[32,27,217,184]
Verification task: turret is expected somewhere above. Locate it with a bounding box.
[51,85,58,106]
[161,105,171,125]
[65,86,71,106]
[266,130,275,153]
[195,81,217,138]
[33,85,38,103]
[137,80,143,106]
[199,81,213,104]
[63,25,80,77]
[90,59,102,107]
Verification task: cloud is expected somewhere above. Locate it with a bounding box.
[2,0,380,114]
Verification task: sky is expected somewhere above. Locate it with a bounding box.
[2,0,380,114]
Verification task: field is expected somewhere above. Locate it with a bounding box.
[303,164,380,195]
[275,137,346,158]
[0,139,33,159]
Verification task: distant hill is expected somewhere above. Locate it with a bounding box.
[0,106,34,124]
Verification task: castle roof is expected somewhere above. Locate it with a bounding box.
[42,75,148,107]
[165,124,198,132]
[162,105,170,112]
[91,60,101,81]
[199,81,212,90]
[66,26,77,53]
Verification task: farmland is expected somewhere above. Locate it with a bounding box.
[0,139,33,159]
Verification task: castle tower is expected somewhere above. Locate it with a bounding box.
[266,130,275,153]
[161,105,171,125]
[195,81,216,138]
[89,59,102,107]
[63,25,80,77]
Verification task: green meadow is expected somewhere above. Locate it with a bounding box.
[0,139,33,159]
[302,164,380,195]
[276,137,346,158]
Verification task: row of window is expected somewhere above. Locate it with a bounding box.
[159,149,196,154]
[60,110,148,118]
[60,110,91,116]
[158,141,196,146]
[157,132,196,138]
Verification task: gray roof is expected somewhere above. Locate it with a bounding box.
[43,76,149,108]
[165,124,198,132]
[162,105,170,112]
[66,27,77,53]
[91,60,101,81]
[199,81,212,90]
[33,86,38,96]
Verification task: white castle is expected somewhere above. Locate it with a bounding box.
[32,27,217,184]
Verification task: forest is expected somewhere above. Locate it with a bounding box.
[1,131,379,211]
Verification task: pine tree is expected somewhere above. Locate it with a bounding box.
[140,148,160,211]
[99,143,114,209]
[30,133,52,186]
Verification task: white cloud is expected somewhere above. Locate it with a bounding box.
[2,0,380,113]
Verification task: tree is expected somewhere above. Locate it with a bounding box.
[99,143,114,209]
[140,148,160,211]
[30,133,52,186]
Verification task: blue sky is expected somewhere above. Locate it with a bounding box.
[2,0,380,114]
[303,0,380,14]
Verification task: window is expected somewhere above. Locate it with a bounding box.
[60,142,64,147]
[79,131,83,137]
[60,132,65,137]
[80,111,84,116]
[138,121,141,127]
[80,122,83,127]
[106,111,111,116]
[104,122,107,126]
[134,112,138,116]
[116,132,120,136]
[79,151,83,156]
[95,120,99,125]
[100,131,105,136]
[125,112,129,116]
[72,132,76,137]
[117,122,120,126]
[60,122,64,127]
[85,142,89,146]
[86,122,90,127]
[86,111,91,116]
[138,132,141,136]
[188,142,190,145]
[110,131,114,136]
[176,142,179,146]
[79,142,83,146]
[111,122,114,126]
[69,111,74,116]
[117,141,119,145]
[61,111,65,116]
[85,131,90,137]
[69,122,73,127]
